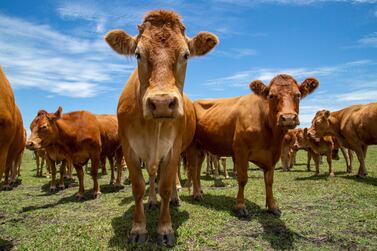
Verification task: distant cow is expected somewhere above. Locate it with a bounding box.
[26,107,102,198]
[0,67,25,189]
[105,10,218,246]
[308,104,377,178]
[95,114,124,186]
[186,74,318,217]
[281,128,304,171]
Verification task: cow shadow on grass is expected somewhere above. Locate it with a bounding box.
[109,204,189,250]
[0,238,13,251]
[338,174,377,186]
[295,171,353,181]
[180,194,302,250]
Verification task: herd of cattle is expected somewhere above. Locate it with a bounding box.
[1,10,377,246]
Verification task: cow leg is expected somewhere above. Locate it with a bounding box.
[206,153,211,176]
[313,153,320,176]
[114,149,123,186]
[74,165,85,199]
[234,152,249,218]
[264,167,281,216]
[307,151,312,171]
[356,145,368,178]
[281,149,290,172]
[58,161,66,189]
[147,173,158,209]
[36,153,41,177]
[49,158,57,192]
[2,161,12,190]
[289,150,297,170]
[213,156,220,180]
[90,156,101,198]
[0,146,10,182]
[348,149,353,173]
[221,157,229,179]
[125,149,147,244]
[170,175,181,207]
[108,156,115,185]
[156,155,179,247]
[175,169,182,191]
[186,143,205,200]
[45,157,51,177]
[340,147,350,173]
[100,155,107,175]
[327,152,334,177]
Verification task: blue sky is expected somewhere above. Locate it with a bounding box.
[1,0,377,130]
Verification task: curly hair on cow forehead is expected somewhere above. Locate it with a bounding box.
[270,74,298,86]
[140,10,185,33]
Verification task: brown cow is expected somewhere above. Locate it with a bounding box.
[281,128,304,171]
[105,10,218,246]
[26,107,102,198]
[186,74,318,217]
[308,104,377,178]
[95,114,124,186]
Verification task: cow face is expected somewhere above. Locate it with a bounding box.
[293,128,310,150]
[250,74,319,130]
[105,10,218,120]
[26,107,62,150]
[307,110,331,138]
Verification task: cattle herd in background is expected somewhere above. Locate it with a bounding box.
[1,9,377,247]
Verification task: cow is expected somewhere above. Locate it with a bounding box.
[34,149,51,177]
[104,10,218,246]
[281,128,304,171]
[308,104,377,178]
[206,152,229,179]
[0,67,25,189]
[186,74,318,218]
[26,107,102,198]
[95,114,124,186]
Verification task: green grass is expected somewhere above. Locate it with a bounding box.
[1,147,377,250]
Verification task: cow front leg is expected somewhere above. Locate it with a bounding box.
[313,153,320,175]
[348,149,353,173]
[307,151,312,171]
[234,153,249,218]
[326,152,334,177]
[221,157,229,179]
[36,154,41,177]
[90,156,101,198]
[157,157,179,247]
[125,149,147,245]
[108,156,115,185]
[49,158,57,192]
[264,167,281,216]
[100,155,107,175]
[58,161,66,189]
[74,165,85,199]
[355,145,368,178]
[170,174,181,207]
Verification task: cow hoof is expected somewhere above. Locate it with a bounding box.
[93,192,101,199]
[128,233,147,244]
[268,208,282,217]
[147,201,158,210]
[2,185,12,191]
[170,199,181,207]
[75,193,85,200]
[50,186,57,192]
[235,208,249,218]
[157,233,175,247]
[356,174,367,179]
[193,194,203,201]
[329,172,335,177]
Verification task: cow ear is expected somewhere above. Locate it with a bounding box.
[303,128,308,137]
[324,110,330,119]
[249,80,269,98]
[105,29,137,55]
[54,106,62,119]
[188,32,219,56]
[299,77,319,98]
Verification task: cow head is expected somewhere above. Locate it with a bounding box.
[249,74,319,130]
[105,10,218,120]
[307,110,331,138]
[26,107,62,150]
[293,128,310,150]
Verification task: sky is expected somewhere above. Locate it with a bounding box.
[1,0,377,130]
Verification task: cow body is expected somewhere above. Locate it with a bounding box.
[308,103,377,177]
[27,108,102,198]
[187,74,318,217]
[0,67,24,187]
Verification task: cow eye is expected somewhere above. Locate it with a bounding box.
[295,93,301,99]
[135,52,141,60]
[40,124,48,130]
[183,52,190,60]
[268,94,276,100]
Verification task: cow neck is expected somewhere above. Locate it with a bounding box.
[328,114,342,139]
[49,119,71,153]
[261,99,286,150]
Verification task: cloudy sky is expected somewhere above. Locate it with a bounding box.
[1,0,377,129]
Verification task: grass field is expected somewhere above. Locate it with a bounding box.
[1,147,377,251]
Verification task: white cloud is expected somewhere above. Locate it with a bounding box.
[358,32,377,48]
[336,90,377,101]
[0,13,134,98]
[216,48,257,59]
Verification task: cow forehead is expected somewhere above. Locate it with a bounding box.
[31,115,48,128]
[269,75,299,93]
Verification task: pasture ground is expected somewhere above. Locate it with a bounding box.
[0,147,377,250]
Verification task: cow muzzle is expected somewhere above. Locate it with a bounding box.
[26,140,39,150]
[278,113,299,129]
[144,93,182,119]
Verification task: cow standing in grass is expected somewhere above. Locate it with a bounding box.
[186,74,318,217]
[308,104,377,178]
[26,107,102,199]
[105,10,218,246]
[0,67,25,189]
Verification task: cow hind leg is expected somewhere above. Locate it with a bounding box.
[327,153,334,177]
[234,152,249,218]
[355,145,368,178]
[58,161,66,189]
[108,156,115,185]
[74,165,85,199]
[49,159,57,192]
[90,156,101,198]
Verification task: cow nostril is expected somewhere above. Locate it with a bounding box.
[147,98,156,111]
[169,98,178,110]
